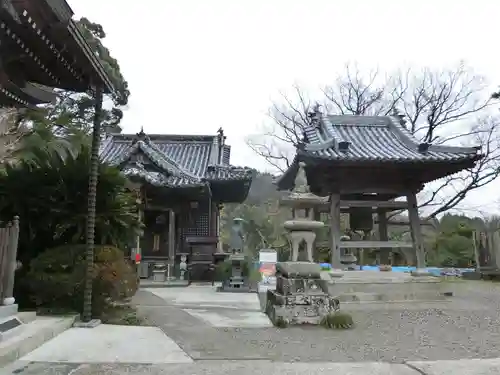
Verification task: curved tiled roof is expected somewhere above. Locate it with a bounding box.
[99,132,254,188]
[301,115,481,163]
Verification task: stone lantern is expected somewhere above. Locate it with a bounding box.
[280,162,328,263]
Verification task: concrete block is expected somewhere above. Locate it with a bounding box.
[0,316,76,368]
[0,305,18,319]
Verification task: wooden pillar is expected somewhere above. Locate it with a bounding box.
[216,204,223,252]
[136,188,143,266]
[211,203,217,237]
[167,209,175,279]
[406,191,425,269]
[2,216,19,305]
[377,209,390,265]
[330,193,342,269]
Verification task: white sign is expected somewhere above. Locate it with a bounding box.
[259,249,277,263]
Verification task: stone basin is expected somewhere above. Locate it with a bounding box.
[284,220,324,231]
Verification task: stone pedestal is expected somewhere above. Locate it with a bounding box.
[152,263,167,282]
[323,270,448,303]
[265,262,340,326]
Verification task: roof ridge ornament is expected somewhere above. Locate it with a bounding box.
[418,143,430,152]
[217,127,226,145]
[307,103,323,128]
[391,107,407,127]
[134,126,151,144]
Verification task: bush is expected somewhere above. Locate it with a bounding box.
[19,244,138,317]
[214,258,254,281]
[0,144,141,266]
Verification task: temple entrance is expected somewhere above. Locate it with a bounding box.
[141,210,170,258]
[185,237,218,282]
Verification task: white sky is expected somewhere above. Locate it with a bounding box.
[70,0,500,216]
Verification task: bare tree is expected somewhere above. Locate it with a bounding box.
[246,62,500,219]
[246,85,314,172]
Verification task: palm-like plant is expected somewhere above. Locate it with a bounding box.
[0,141,141,267]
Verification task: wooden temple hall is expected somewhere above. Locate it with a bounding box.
[99,129,255,282]
[277,109,483,270]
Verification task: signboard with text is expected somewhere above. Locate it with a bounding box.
[259,249,277,284]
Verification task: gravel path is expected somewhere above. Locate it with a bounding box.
[133,282,500,363]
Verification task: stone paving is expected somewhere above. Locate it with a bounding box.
[135,283,500,362]
[20,325,192,364]
[4,358,500,374]
[3,281,500,374]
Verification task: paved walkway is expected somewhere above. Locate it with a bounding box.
[144,284,272,328]
[3,358,500,374]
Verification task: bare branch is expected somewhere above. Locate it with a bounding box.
[249,62,500,218]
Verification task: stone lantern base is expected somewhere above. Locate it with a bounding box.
[265,262,340,326]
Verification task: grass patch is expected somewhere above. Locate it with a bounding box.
[273,316,288,328]
[320,311,354,329]
[36,307,78,316]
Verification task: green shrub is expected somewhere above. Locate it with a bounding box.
[214,258,254,281]
[274,316,288,328]
[21,244,138,317]
[214,259,233,281]
[320,311,354,329]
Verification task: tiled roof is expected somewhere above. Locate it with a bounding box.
[300,114,481,163]
[99,131,254,188]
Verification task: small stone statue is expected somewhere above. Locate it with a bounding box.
[179,255,187,280]
[229,218,245,253]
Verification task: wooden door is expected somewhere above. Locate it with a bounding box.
[141,211,169,258]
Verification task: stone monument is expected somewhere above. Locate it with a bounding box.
[218,218,250,292]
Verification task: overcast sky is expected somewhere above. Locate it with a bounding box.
[70,0,500,215]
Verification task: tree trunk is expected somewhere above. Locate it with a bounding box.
[82,86,103,322]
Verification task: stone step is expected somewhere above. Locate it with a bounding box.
[336,291,447,303]
[0,305,18,320]
[0,315,76,368]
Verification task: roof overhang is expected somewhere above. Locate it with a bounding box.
[1,0,121,100]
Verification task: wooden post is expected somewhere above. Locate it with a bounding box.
[2,216,19,305]
[377,209,390,265]
[406,191,426,270]
[472,231,481,272]
[330,193,342,269]
[168,209,175,279]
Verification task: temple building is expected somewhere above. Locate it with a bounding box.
[277,109,482,270]
[99,128,255,282]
